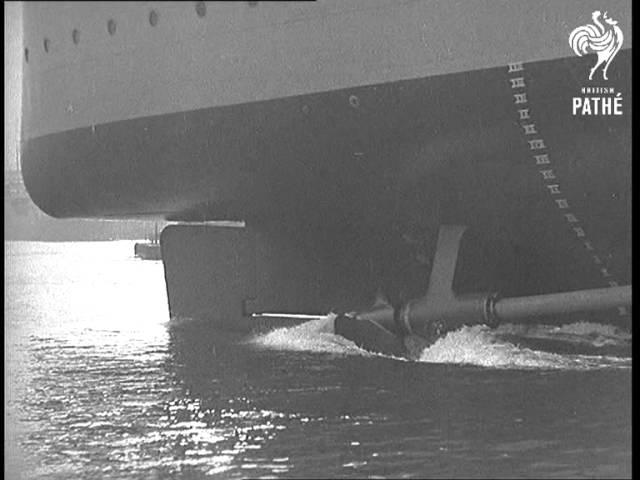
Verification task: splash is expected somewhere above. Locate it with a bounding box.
[247,315,371,356]
[249,318,630,370]
[417,325,629,370]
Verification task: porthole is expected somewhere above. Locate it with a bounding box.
[43,38,50,53]
[195,1,206,17]
[24,48,29,63]
[72,29,80,45]
[107,19,117,35]
[349,95,360,108]
[149,10,158,26]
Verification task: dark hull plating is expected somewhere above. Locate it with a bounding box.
[22,51,631,321]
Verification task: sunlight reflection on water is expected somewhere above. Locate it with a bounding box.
[5,241,632,479]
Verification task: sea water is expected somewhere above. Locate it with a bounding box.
[4,241,631,478]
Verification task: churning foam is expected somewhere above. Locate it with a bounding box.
[417,325,629,370]
[248,315,372,356]
[249,317,630,370]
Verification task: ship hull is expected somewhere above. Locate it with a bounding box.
[23,51,631,298]
[20,2,631,325]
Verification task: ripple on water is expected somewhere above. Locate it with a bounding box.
[5,242,631,479]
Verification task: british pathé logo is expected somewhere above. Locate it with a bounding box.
[572,87,622,116]
[569,10,623,81]
[569,11,624,116]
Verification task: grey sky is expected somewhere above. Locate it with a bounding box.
[5,1,22,171]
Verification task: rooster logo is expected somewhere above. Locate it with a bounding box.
[569,10,623,80]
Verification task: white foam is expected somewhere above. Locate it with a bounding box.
[248,315,370,356]
[248,317,630,370]
[418,325,630,369]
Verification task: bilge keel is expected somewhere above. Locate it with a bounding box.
[21,1,631,357]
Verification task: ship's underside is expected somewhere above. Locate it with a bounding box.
[22,50,631,328]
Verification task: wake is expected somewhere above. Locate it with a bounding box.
[247,315,631,370]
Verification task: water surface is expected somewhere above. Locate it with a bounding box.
[4,241,631,478]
